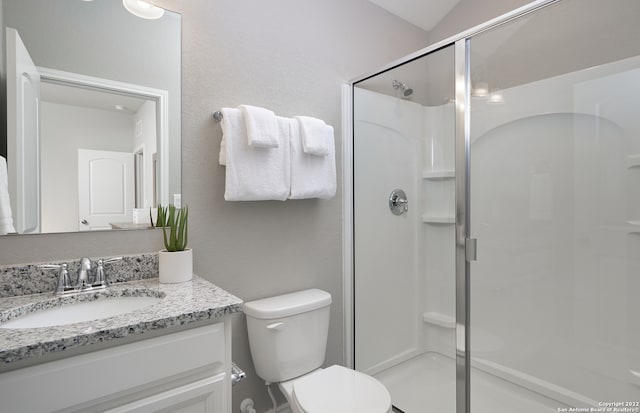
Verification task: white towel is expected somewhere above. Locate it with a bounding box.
[289,119,336,199]
[239,105,280,148]
[294,116,332,156]
[0,156,16,235]
[221,108,290,201]
[219,132,227,166]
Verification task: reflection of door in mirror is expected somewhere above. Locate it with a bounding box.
[2,2,181,235]
[24,67,166,234]
[78,149,134,232]
[6,28,40,234]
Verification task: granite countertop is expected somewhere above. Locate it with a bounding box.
[0,275,243,365]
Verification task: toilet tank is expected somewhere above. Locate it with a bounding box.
[244,289,332,382]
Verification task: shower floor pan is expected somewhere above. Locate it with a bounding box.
[375,352,562,413]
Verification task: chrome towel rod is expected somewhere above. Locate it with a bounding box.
[212,110,223,122]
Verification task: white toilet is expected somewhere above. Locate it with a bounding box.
[244,289,392,413]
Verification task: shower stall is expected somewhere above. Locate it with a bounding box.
[346,0,640,411]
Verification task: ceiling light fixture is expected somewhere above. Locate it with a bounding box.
[122,0,165,20]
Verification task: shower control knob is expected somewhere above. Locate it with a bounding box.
[389,189,409,215]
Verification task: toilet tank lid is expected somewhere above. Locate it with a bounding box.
[243,289,332,320]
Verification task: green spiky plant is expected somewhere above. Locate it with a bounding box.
[158,204,188,252]
[151,205,170,228]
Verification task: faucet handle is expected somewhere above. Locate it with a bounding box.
[39,263,73,294]
[102,256,123,264]
[93,257,123,288]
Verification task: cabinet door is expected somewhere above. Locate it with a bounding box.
[106,373,225,413]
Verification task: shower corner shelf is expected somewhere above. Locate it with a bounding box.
[422,169,455,180]
[422,214,455,224]
[423,312,455,329]
[626,154,640,168]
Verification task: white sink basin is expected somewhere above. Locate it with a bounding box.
[0,296,162,329]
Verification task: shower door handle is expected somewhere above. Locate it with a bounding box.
[389,189,408,215]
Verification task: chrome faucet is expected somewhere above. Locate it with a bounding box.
[76,257,93,290]
[39,256,123,295]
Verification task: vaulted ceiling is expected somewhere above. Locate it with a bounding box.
[367,0,461,31]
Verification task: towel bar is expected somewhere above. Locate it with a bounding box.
[212,110,223,121]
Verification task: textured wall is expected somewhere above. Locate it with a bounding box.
[0,0,429,411]
[428,0,533,44]
[164,1,428,409]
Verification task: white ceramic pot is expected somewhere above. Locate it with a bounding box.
[158,248,193,283]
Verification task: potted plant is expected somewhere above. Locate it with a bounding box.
[154,204,192,283]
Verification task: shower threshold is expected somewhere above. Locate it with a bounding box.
[374,352,563,413]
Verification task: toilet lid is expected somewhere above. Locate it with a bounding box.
[292,365,391,413]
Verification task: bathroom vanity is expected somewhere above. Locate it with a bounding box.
[0,256,242,413]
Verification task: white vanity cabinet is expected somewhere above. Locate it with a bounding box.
[0,320,232,413]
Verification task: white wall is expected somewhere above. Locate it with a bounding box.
[353,88,423,374]
[421,102,456,357]
[40,103,134,233]
[469,57,640,403]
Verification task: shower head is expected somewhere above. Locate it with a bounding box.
[392,80,413,98]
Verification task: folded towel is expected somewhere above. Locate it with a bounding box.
[221,108,290,201]
[289,119,336,199]
[239,105,280,148]
[0,156,16,235]
[294,116,332,156]
[219,132,227,166]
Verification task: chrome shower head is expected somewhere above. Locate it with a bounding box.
[392,80,413,98]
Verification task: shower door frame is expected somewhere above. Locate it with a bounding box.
[344,1,559,412]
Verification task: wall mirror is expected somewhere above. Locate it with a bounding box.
[1,0,181,235]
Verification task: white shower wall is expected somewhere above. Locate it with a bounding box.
[354,88,458,372]
[470,55,640,404]
[355,54,640,406]
[353,88,424,375]
[421,102,456,358]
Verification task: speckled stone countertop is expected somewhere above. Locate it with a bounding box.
[0,275,243,365]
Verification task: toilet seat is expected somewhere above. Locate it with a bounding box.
[290,365,391,413]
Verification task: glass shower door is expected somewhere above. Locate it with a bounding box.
[468,0,640,411]
[353,45,457,412]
